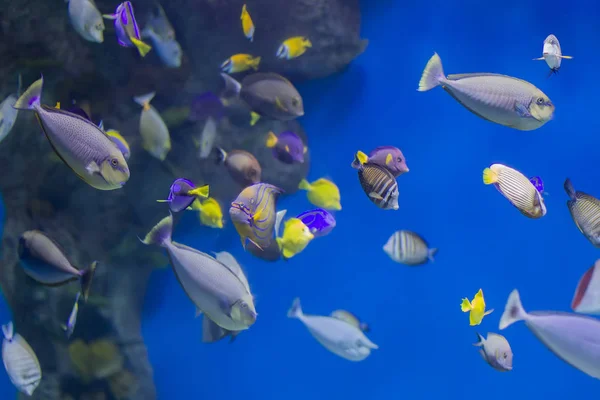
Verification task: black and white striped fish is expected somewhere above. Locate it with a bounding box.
[483,164,546,219]
[564,178,600,247]
[354,152,399,210]
[383,230,437,266]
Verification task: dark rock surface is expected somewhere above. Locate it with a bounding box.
[0,0,365,398]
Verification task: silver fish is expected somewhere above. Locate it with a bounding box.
[196,117,217,159]
[483,164,546,219]
[418,53,554,131]
[383,230,437,266]
[141,26,182,68]
[67,0,105,43]
[500,289,600,379]
[15,78,130,190]
[571,259,600,315]
[18,230,97,301]
[62,292,81,339]
[2,322,42,396]
[0,75,21,144]
[287,298,378,362]
[533,34,573,75]
[564,178,600,247]
[142,214,257,332]
[473,332,513,372]
[133,92,171,161]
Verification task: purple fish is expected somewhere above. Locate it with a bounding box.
[190,92,225,122]
[103,2,152,57]
[351,146,409,177]
[296,208,336,238]
[157,178,209,212]
[265,131,306,164]
[529,176,544,193]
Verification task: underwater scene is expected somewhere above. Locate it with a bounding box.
[1,0,600,398]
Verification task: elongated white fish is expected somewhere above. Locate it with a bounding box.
[571,259,600,314]
[287,298,378,362]
[533,34,572,74]
[62,292,81,338]
[418,53,555,131]
[564,178,600,247]
[0,75,21,145]
[67,0,105,43]
[2,322,42,396]
[383,230,437,266]
[142,214,256,332]
[196,117,217,159]
[134,92,171,161]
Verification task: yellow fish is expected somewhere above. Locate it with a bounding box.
[221,54,261,74]
[298,178,341,211]
[276,36,312,60]
[191,198,224,229]
[276,218,314,259]
[461,289,494,326]
[240,4,254,42]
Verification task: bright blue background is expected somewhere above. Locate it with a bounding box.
[3,0,600,398]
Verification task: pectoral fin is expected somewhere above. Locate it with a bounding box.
[484,308,494,316]
[368,192,383,200]
[514,102,532,118]
[85,161,101,175]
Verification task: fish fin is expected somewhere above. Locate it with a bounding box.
[303,38,313,47]
[484,308,494,316]
[460,298,472,312]
[156,199,169,203]
[2,322,13,341]
[482,167,498,185]
[191,199,202,211]
[214,147,227,165]
[133,92,156,109]
[472,332,485,347]
[385,153,393,165]
[16,73,22,96]
[287,297,303,318]
[532,57,545,60]
[80,261,97,303]
[499,289,527,330]
[60,324,67,332]
[245,238,263,252]
[265,131,278,148]
[514,102,532,118]
[102,13,118,20]
[201,316,228,343]
[252,56,261,70]
[98,120,104,131]
[428,248,438,262]
[417,52,445,91]
[563,178,576,200]
[85,161,100,175]
[298,179,311,191]
[13,77,43,110]
[357,150,369,165]
[250,112,260,126]
[141,213,173,247]
[275,209,287,238]
[368,192,383,200]
[188,185,210,199]
[560,55,573,59]
[475,289,484,299]
[221,73,242,96]
[130,37,152,57]
[195,308,203,318]
[303,146,307,154]
[274,97,288,112]
[285,145,290,153]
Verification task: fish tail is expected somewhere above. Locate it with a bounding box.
[80,261,98,303]
[252,56,261,70]
[1,321,13,341]
[499,289,527,330]
[130,37,152,57]
[298,179,311,191]
[564,178,576,200]
[351,150,369,169]
[141,214,173,247]
[202,316,234,343]
[472,332,484,347]
[304,38,313,47]
[275,209,287,238]
[133,92,156,109]
[13,77,43,110]
[214,147,227,165]
[250,112,261,126]
[417,52,445,92]
[460,298,472,312]
[428,248,438,262]
[191,199,203,211]
[221,73,242,96]
[287,297,303,318]
[482,167,498,185]
[265,131,278,148]
[188,184,210,199]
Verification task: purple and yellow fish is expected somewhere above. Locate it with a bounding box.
[103,2,152,57]
[351,146,409,178]
[266,131,306,164]
[157,178,209,212]
[296,208,336,238]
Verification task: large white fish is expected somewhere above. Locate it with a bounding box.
[142,214,257,332]
[418,53,555,131]
[572,259,600,314]
[0,75,21,145]
[533,34,572,75]
[2,322,42,396]
[287,298,378,361]
[133,92,171,161]
[67,0,105,43]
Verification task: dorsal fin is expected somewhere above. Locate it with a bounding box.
[242,72,293,87]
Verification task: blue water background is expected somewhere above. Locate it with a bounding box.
[2,0,600,398]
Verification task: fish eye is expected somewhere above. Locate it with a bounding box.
[291,97,299,107]
[241,302,248,309]
[503,352,508,359]
[110,158,119,167]
[536,97,545,105]
[96,24,103,31]
[397,157,402,162]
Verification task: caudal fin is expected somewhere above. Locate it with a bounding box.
[13,77,43,110]
[428,248,438,262]
[221,73,242,97]
[564,178,576,200]
[287,297,303,318]
[80,261,98,302]
[298,179,311,191]
[417,53,445,92]
[351,151,368,170]
[472,332,485,347]
[2,322,13,341]
[499,289,527,330]
[214,147,227,165]
[202,316,239,343]
[141,214,173,247]
[275,209,287,238]
[133,92,156,109]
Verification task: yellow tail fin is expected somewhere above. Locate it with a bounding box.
[131,37,152,57]
[188,185,210,199]
[482,168,498,185]
[460,298,472,312]
[250,112,261,126]
[266,132,278,148]
[252,56,261,70]
[298,179,311,191]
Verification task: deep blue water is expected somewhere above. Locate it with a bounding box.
[3,0,600,398]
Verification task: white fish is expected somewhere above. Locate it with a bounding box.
[141,26,182,68]
[67,0,105,43]
[133,92,171,161]
[0,75,21,145]
[533,34,572,74]
[473,332,513,372]
[418,53,555,131]
[196,117,217,159]
[383,230,437,266]
[2,322,42,396]
[287,298,378,361]
[62,292,81,338]
[571,259,600,314]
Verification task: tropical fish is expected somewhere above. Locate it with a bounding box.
[276,37,312,60]
[529,176,545,194]
[330,310,370,332]
[533,34,572,75]
[189,92,225,122]
[240,4,255,41]
[195,117,217,159]
[67,0,105,43]
[0,74,21,145]
[221,54,261,74]
[191,198,224,229]
[62,292,81,339]
[266,131,306,164]
[18,230,97,301]
[418,53,554,131]
[296,208,336,238]
[103,2,152,57]
[105,129,130,160]
[142,214,257,332]
[383,230,437,266]
[2,322,42,396]
[247,240,281,262]
[230,183,283,250]
[500,289,600,379]
[473,332,513,372]
[275,217,314,259]
[133,92,171,161]
[145,2,175,40]
[351,146,408,178]
[14,78,130,190]
[141,3,182,67]
[571,259,600,315]
[564,178,600,247]
[483,164,546,218]
[288,298,378,362]
[221,73,304,121]
[353,153,399,210]
[157,178,209,213]
[298,178,341,211]
[461,289,494,326]
[215,148,261,187]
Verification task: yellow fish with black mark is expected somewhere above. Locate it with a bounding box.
[275,216,314,259]
[276,37,312,60]
[298,178,341,211]
[461,289,494,326]
[240,4,254,42]
[221,54,261,74]
[192,198,224,229]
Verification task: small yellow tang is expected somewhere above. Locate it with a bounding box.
[461,288,494,326]
[298,178,341,211]
[240,4,255,42]
[276,218,314,259]
[192,198,224,229]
